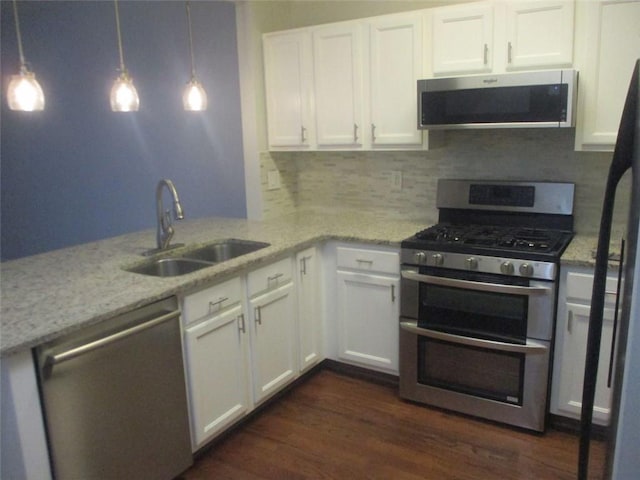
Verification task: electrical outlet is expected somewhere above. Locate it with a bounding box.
[391,170,402,190]
[267,169,281,190]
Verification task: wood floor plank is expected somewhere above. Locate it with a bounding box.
[179,369,606,480]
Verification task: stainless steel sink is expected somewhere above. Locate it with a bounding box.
[126,258,214,277]
[176,239,270,263]
[124,239,270,277]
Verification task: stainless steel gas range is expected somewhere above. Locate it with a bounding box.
[399,179,575,432]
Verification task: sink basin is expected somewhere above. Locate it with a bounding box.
[126,258,213,277]
[124,239,270,277]
[177,239,270,263]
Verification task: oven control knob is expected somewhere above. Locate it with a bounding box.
[465,257,478,270]
[432,253,444,266]
[519,263,534,277]
[500,261,515,275]
[414,252,426,264]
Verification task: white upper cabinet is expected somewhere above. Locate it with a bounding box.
[431,2,494,75]
[430,0,574,76]
[505,0,574,70]
[263,11,426,151]
[263,30,314,149]
[574,0,640,151]
[313,22,364,148]
[369,13,424,147]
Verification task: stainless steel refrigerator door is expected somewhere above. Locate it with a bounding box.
[37,298,192,480]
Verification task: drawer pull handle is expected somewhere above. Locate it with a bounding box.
[238,314,246,334]
[268,273,284,284]
[484,43,489,64]
[391,284,396,303]
[255,306,262,325]
[356,259,373,265]
[209,297,229,312]
[507,42,512,64]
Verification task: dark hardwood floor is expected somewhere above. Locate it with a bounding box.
[179,368,606,479]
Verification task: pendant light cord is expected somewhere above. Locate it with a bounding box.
[114,0,126,73]
[186,0,197,79]
[12,0,27,70]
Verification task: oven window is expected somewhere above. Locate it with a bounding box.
[418,338,524,405]
[419,280,528,344]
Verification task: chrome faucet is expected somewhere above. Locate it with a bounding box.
[155,179,184,250]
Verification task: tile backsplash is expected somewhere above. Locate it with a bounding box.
[260,129,629,235]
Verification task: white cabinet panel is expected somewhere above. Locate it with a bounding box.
[183,304,250,449]
[575,0,640,151]
[313,23,364,147]
[431,0,574,76]
[250,281,298,403]
[553,303,614,424]
[432,2,494,75]
[297,248,323,372]
[505,0,574,70]
[369,14,424,146]
[263,30,314,148]
[336,256,400,375]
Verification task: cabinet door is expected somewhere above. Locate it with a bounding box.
[432,2,493,75]
[184,305,250,449]
[250,281,298,403]
[505,0,574,70]
[313,22,364,147]
[297,248,322,372]
[336,270,399,374]
[369,14,423,146]
[263,30,314,148]
[555,303,614,425]
[575,0,640,150]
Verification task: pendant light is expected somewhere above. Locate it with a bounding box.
[182,1,207,111]
[110,0,139,112]
[6,0,45,111]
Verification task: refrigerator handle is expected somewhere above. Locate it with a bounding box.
[607,238,625,388]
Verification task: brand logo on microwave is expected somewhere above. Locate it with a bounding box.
[483,78,498,84]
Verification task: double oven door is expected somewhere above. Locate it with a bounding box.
[399,265,556,432]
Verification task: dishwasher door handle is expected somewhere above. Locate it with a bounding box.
[45,309,181,370]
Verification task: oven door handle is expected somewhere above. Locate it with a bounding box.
[400,321,548,354]
[401,270,550,297]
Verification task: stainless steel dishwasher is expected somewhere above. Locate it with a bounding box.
[35,296,192,479]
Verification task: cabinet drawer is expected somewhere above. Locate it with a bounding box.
[182,277,243,325]
[336,246,399,274]
[566,272,619,305]
[248,257,293,297]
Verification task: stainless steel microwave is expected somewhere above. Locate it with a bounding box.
[417,69,577,129]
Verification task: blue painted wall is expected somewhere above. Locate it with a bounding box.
[1,1,246,260]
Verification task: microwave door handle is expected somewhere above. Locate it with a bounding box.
[400,321,548,354]
[401,270,549,296]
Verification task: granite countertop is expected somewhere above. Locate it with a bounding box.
[0,211,425,357]
[562,233,624,268]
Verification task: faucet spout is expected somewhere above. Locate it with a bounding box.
[156,179,184,250]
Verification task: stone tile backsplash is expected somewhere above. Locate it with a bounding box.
[260,129,630,235]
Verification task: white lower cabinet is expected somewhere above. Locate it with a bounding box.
[182,277,251,450]
[551,267,620,425]
[297,247,322,372]
[335,244,400,374]
[247,257,298,404]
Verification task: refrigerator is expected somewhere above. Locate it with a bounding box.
[579,59,640,479]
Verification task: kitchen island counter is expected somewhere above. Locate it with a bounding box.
[1,211,425,356]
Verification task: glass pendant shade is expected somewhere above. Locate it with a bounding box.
[7,70,45,111]
[110,72,139,112]
[183,79,207,111]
